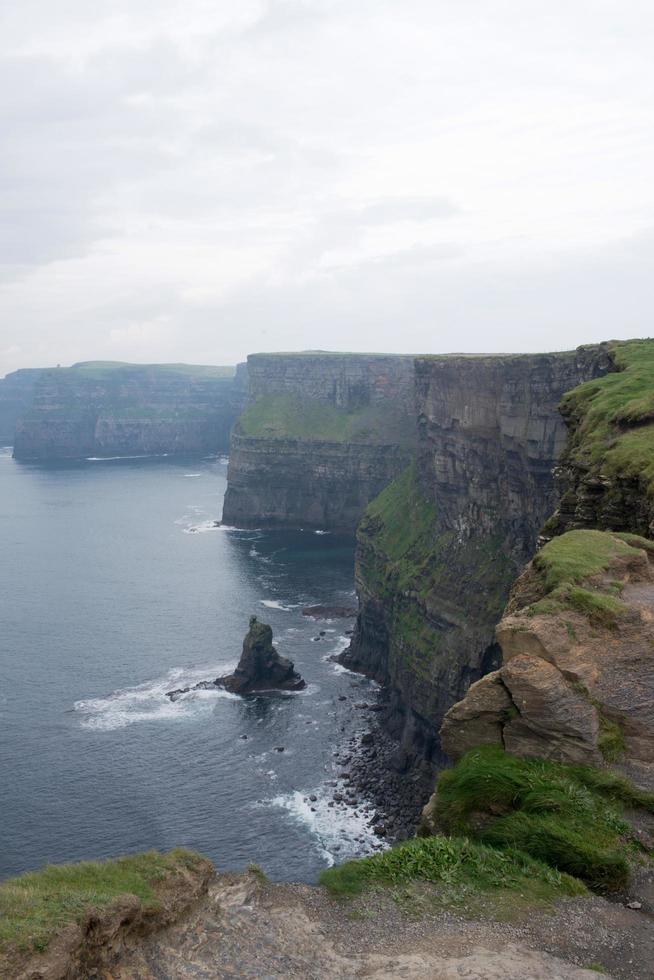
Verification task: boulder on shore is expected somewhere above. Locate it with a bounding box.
[166,616,305,701]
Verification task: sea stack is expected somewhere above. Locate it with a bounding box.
[166,616,305,700]
[219,616,306,694]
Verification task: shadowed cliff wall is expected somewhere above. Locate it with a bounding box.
[13,362,247,460]
[340,346,612,770]
[0,368,45,445]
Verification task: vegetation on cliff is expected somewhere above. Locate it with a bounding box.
[545,338,654,536]
[324,745,652,907]
[434,747,653,892]
[320,832,584,903]
[0,849,208,953]
[238,392,415,444]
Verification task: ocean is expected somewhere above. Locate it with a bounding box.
[0,448,381,882]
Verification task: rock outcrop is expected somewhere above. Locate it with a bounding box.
[440,529,654,788]
[12,361,248,460]
[222,352,416,532]
[220,616,306,694]
[340,347,612,770]
[166,617,305,700]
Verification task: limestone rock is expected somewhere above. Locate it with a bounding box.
[440,533,654,786]
[439,671,511,761]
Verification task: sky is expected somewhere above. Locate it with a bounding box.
[1,0,653,375]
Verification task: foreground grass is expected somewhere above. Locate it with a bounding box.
[435,747,654,892]
[322,748,653,907]
[0,849,204,953]
[320,834,584,902]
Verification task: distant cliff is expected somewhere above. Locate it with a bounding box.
[0,368,45,444]
[222,352,416,532]
[340,346,611,769]
[13,361,247,460]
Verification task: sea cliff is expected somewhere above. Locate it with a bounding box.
[222,352,416,532]
[340,346,611,769]
[0,368,45,445]
[12,361,247,460]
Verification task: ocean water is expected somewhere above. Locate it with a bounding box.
[0,448,380,883]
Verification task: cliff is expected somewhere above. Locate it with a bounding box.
[0,368,45,444]
[440,529,654,789]
[545,339,654,538]
[222,352,416,532]
[12,361,247,460]
[340,347,611,769]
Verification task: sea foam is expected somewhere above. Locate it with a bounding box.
[74,662,239,731]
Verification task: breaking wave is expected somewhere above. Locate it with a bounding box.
[268,781,386,867]
[74,662,239,731]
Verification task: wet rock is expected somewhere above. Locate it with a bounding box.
[166,617,305,700]
[302,605,358,619]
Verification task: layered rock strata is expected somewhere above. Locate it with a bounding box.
[0,367,45,444]
[222,352,416,532]
[544,340,654,539]
[341,347,611,770]
[440,529,654,789]
[13,361,247,460]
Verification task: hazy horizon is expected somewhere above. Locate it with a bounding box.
[2,1,653,376]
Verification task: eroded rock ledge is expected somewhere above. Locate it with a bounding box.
[440,529,654,789]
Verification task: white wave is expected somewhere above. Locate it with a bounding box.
[181,520,239,534]
[268,782,386,867]
[260,599,298,611]
[74,662,239,731]
[183,473,202,478]
[85,453,169,461]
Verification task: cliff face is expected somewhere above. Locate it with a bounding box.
[0,368,45,444]
[13,362,247,460]
[340,347,611,769]
[544,340,654,539]
[222,353,416,532]
[440,529,654,790]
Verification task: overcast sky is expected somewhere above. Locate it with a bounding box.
[1,0,653,374]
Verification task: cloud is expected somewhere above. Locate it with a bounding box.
[0,0,653,376]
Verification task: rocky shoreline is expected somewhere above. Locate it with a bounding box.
[328,686,437,844]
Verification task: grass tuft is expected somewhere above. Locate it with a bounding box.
[0,849,206,954]
[319,834,583,900]
[434,747,652,892]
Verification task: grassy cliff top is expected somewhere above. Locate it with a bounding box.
[518,528,653,627]
[247,350,416,361]
[238,393,415,444]
[64,361,236,379]
[0,849,207,954]
[560,338,654,493]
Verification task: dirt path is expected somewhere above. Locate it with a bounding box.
[112,871,654,980]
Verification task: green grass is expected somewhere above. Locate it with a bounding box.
[524,529,654,626]
[68,362,236,379]
[533,530,637,591]
[319,834,584,901]
[434,747,653,892]
[364,463,438,570]
[0,849,205,953]
[238,393,414,444]
[560,338,654,499]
